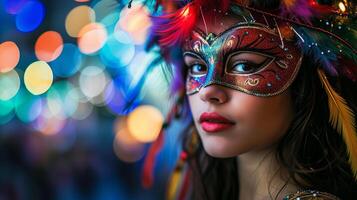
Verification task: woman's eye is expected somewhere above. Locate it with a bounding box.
[189,64,207,75]
[231,62,257,73]
[226,52,273,74]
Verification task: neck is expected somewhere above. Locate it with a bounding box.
[237,148,298,200]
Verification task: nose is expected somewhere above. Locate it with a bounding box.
[199,84,229,104]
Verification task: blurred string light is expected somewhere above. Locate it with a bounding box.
[75,0,90,2]
[0,0,172,127]
[32,105,67,135]
[78,23,108,54]
[15,0,45,32]
[71,101,93,120]
[50,43,82,77]
[35,31,64,62]
[34,114,77,152]
[92,0,120,22]
[100,30,135,69]
[113,117,145,163]
[117,4,152,44]
[0,100,14,118]
[67,87,93,120]
[46,81,78,119]
[127,105,164,143]
[24,61,53,95]
[79,65,109,99]
[65,5,95,38]
[0,70,21,101]
[0,110,15,125]
[99,12,120,34]
[79,66,112,106]
[0,41,20,73]
[4,0,29,14]
[15,89,43,123]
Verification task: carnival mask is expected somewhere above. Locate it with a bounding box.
[183,16,303,97]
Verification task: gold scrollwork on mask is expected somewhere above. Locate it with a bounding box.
[276,60,288,69]
[244,78,260,86]
[226,35,236,49]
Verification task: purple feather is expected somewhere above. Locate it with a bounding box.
[280,0,314,24]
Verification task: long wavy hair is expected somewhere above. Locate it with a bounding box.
[180,55,357,199]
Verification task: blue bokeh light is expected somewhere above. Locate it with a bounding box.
[15,0,45,32]
[4,0,29,14]
[50,43,82,78]
[15,89,43,123]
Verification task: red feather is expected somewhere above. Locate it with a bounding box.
[153,3,199,47]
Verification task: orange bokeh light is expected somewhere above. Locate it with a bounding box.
[35,31,63,62]
[78,23,107,54]
[65,5,95,38]
[113,117,145,163]
[75,0,90,2]
[0,41,20,73]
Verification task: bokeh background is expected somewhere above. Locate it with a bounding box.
[0,0,184,199]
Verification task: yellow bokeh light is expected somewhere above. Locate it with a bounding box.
[78,23,107,54]
[65,5,95,38]
[127,105,164,143]
[117,4,152,44]
[0,41,20,73]
[24,61,53,95]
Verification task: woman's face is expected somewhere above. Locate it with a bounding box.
[185,14,296,157]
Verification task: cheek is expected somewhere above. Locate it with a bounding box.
[231,92,294,149]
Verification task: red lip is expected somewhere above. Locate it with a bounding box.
[199,112,235,133]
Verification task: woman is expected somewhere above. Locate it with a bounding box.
[137,0,357,199]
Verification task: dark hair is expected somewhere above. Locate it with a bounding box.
[182,55,357,200]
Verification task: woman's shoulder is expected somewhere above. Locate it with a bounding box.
[283,190,341,200]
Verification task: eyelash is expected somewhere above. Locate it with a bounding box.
[229,60,262,74]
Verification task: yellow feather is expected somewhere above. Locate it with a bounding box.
[167,160,184,200]
[317,69,357,180]
[282,0,296,9]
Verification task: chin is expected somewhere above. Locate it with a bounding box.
[202,141,245,158]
